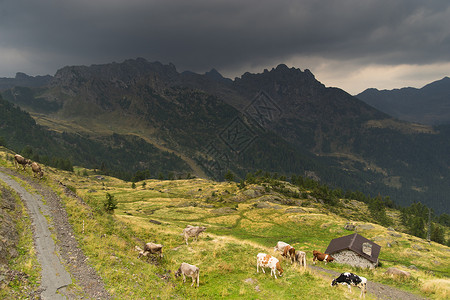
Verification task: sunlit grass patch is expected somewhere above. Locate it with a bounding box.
[239,218,273,231]
[242,208,284,222]
[421,279,450,299]
[151,206,212,221]
[205,214,241,226]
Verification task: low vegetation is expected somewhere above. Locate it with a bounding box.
[0,179,40,299]
[0,148,449,299]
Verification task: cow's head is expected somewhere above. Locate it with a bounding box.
[331,279,337,286]
[174,266,182,278]
[276,262,283,276]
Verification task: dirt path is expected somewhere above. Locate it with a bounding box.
[0,167,110,299]
[308,265,427,300]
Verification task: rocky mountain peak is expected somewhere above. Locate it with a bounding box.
[205,68,224,80]
[51,58,180,88]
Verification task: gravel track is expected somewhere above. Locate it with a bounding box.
[0,167,110,299]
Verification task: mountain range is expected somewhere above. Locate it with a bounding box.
[0,58,449,213]
[356,77,450,125]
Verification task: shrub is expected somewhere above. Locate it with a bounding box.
[104,193,117,213]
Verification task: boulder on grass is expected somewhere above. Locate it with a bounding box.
[384,267,410,278]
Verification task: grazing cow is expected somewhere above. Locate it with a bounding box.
[294,250,307,267]
[175,262,200,287]
[135,242,163,259]
[256,253,283,279]
[31,162,44,178]
[282,245,297,263]
[182,225,206,245]
[274,241,289,252]
[14,154,31,170]
[312,250,334,265]
[274,241,298,264]
[331,272,367,298]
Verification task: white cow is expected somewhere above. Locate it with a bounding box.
[182,225,206,245]
[274,241,289,252]
[175,262,200,287]
[256,253,283,279]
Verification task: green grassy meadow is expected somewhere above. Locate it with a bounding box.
[1,148,449,299]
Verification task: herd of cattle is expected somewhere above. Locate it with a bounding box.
[13,154,44,178]
[137,225,368,297]
[11,153,367,296]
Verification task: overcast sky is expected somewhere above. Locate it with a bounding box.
[1,0,449,94]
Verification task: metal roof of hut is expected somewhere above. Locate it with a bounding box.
[325,233,381,263]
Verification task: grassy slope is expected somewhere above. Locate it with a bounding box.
[0,154,40,299]
[1,148,449,299]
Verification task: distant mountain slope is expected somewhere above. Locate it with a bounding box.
[356,77,450,125]
[0,94,191,179]
[0,72,52,90]
[1,58,449,213]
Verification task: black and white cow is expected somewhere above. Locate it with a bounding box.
[331,272,367,297]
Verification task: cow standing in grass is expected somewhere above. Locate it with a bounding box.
[274,241,289,252]
[135,242,163,260]
[256,253,283,279]
[14,154,31,170]
[275,241,297,264]
[294,250,307,267]
[31,162,44,178]
[331,272,367,298]
[313,250,334,264]
[175,262,200,287]
[282,244,297,263]
[182,225,206,245]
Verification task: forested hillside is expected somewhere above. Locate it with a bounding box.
[1,59,449,214]
[0,95,190,179]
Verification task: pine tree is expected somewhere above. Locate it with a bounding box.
[225,170,235,182]
[104,193,118,213]
[430,224,445,244]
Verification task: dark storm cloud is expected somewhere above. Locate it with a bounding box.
[1,0,449,80]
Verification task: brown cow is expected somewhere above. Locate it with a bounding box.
[14,154,31,170]
[312,250,334,265]
[31,162,44,178]
[282,245,297,263]
[275,241,296,263]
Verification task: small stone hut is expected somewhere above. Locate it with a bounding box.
[325,233,381,269]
